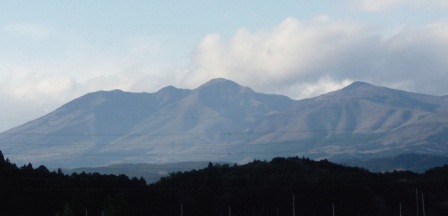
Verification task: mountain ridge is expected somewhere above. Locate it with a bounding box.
[1,79,448,168]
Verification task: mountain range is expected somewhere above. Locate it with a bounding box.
[1,78,448,168]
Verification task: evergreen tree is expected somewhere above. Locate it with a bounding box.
[0,150,5,164]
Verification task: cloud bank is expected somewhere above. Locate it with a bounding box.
[188,17,448,99]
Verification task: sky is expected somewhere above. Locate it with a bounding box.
[1,0,448,132]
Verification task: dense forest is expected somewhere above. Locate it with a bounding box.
[1,150,448,216]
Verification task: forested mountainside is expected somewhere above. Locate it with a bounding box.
[1,150,448,216]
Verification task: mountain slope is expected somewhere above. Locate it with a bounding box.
[1,79,448,168]
[0,79,296,167]
[246,81,448,159]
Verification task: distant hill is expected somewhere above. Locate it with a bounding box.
[67,153,448,183]
[1,78,448,168]
[338,153,448,173]
[66,161,209,183]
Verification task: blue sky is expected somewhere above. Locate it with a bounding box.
[1,0,448,131]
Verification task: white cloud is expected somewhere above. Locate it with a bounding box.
[187,17,369,97]
[356,0,406,12]
[353,0,448,12]
[287,77,354,99]
[9,77,77,103]
[0,65,79,114]
[188,17,448,99]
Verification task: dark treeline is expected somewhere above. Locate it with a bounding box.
[1,150,448,216]
[0,151,148,216]
[152,158,448,216]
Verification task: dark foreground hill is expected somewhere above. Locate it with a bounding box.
[0,151,148,216]
[152,159,448,216]
[1,150,448,216]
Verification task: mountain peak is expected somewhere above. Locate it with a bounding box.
[197,78,242,90]
[194,78,255,95]
[157,85,179,94]
[342,81,374,91]
[319,81,376,98]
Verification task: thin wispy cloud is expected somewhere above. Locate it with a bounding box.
[2,23,50,40]
[353,0,448,12]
